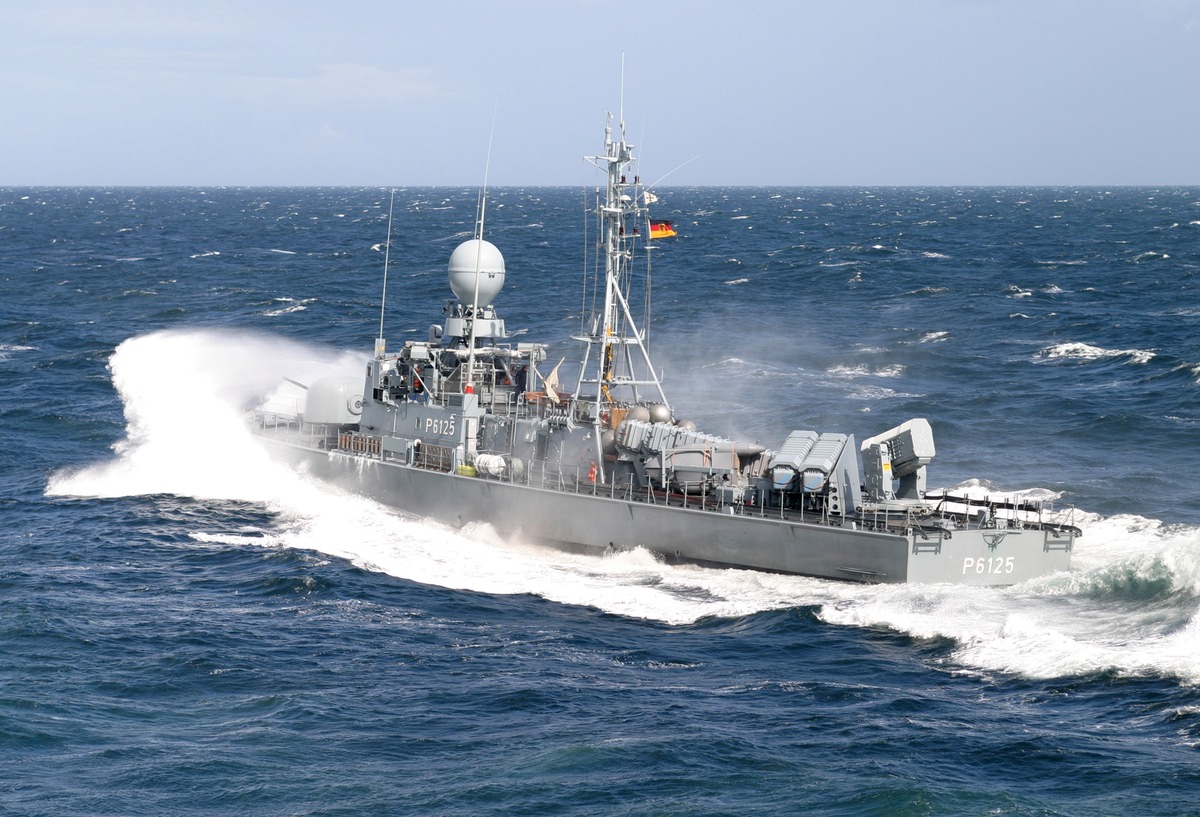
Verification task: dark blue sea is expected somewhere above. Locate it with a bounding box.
[4,185,1200,816]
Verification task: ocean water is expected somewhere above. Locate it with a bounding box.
[3,185,1200,816]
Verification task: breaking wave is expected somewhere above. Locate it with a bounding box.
[1037,341,1156,365]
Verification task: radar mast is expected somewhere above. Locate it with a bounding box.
[576,113,669,417]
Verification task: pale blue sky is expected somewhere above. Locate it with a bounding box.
[3,0,1198,186]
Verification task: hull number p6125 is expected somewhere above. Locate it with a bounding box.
[963,556,1015,575]
[424,417,457,437]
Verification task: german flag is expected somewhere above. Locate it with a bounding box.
[649,220,677,239]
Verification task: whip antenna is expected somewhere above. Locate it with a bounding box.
[465,106,499,391]
[375,188,396,357]
[474,107,497,240]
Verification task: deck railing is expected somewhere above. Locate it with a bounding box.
[251,412,1077,537]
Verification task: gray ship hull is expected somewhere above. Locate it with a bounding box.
[259,437,1073,586]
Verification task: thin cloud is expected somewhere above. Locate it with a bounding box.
[232,64,447,108]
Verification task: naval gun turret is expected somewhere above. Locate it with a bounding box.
[304,376,364,426]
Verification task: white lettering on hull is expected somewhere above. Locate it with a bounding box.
[963,556,1015,575]
[424,417,457,437]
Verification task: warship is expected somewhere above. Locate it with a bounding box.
[250,112,1080,585]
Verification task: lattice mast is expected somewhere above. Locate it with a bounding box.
[576,114,669,416]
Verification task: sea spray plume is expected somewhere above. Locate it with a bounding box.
[46,327,361,501]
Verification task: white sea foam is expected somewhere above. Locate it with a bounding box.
[263,297,317,317]
[1132,251,1169,262]
[846,385,920,401]
[827,363,905,378]
[46,329,1200,685]
[827,364,870,377]
[0,343,36,359]
[1038,341,1156,365]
